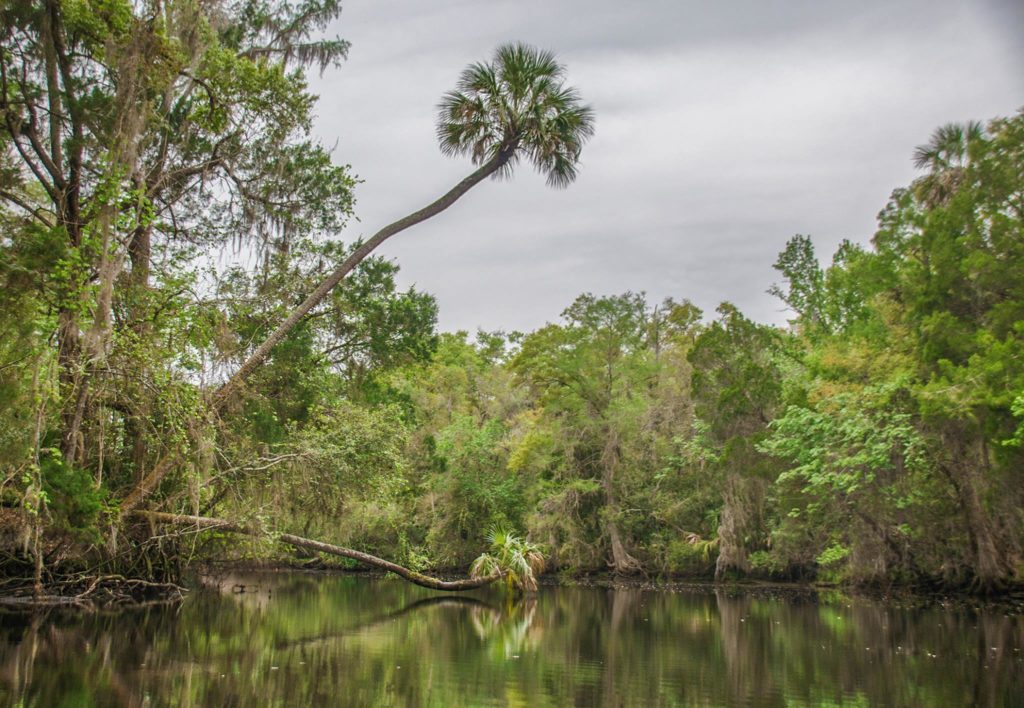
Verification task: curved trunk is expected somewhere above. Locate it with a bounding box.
[212,149,511,408]
[607,515,639,574]
[119,150,511,517]
[137,511,501,592]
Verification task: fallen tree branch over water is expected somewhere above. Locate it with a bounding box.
[135,511,501,591]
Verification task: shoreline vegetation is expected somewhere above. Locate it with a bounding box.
[1,1,1022,611]
[3,562,1022,615]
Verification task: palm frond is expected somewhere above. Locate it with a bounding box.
[434,42,594,186]
[471,526,546,593]
[911,119,988,207]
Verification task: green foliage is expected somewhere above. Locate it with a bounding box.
[816,543,850,568]
[770,235,887,337]
[0,0,1020,597]
[1006,395,1024,448]
[470,527,546,593]
[38,450,104,536]
[665,534,720,574]
[763,382,927,500]
[689,303,781,443]
[769,234,826,329]
[435,416,523,526]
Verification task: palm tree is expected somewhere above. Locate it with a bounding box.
[215,42,594,406]
[121,43,594,515]
[471,528,546,593]
[437,43,596,188]
[911,120,984,208]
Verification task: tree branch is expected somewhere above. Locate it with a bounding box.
[135,511,500,591]
[0,189,54,227]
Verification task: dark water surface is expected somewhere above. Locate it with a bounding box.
[1,572,1022,707]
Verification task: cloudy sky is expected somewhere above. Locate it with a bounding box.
[310,0,1023,333]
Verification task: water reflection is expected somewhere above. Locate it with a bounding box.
[0,573,1021,706]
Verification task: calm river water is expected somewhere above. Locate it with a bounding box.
[1,572,1021,706]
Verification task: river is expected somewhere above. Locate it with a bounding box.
[1,572,1021,706]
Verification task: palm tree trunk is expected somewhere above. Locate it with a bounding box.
[136,511,500,591]
[119,148,512,517]
[213,148,513,408]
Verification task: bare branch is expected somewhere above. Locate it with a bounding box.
[0,189,54,227]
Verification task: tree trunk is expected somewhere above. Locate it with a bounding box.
[601,429,640,574]
[136,511,500,591]
[944,464,1010,591]
[213,147,513,408]
[607,521,640,574]
[128,223,152,289]
[938,429,1013,592]
[119,148,512,517]
[715,473,751,581]
[124,222,154,481]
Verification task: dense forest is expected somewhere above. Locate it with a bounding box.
[1,0,1021,602]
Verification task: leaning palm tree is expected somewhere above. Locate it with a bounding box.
[121,42,594,516]
[911,120,984,208]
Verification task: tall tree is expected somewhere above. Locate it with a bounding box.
[0,0,355,535]
[513,293,657,573]
[688,304,781,580]
[900,114,1023,590]
[122,41,595,514]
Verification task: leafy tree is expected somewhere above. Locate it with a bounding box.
[897,114,1024,589]
[0,1,363,595]
[769,235,825,330]
[688,304,781,579]
[382,332,529,566]
[0,0,355,470]
[513,293,660,573]
[761,381,932,583]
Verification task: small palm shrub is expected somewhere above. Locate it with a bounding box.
[470,528,546,593]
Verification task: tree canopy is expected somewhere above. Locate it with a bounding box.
[0,0,1020,599]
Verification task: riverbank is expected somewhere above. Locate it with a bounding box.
[4,560,1023,614]
[544,574,1024,615]
[0,575,188,611]
[192,561,1024,614]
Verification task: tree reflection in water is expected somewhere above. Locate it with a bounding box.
[0,573,1021,706]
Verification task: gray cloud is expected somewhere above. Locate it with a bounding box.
[310,0,1023,332]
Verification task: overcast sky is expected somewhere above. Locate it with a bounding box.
[310,0,1023,333]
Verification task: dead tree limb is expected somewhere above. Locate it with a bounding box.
[135,511,500,592]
